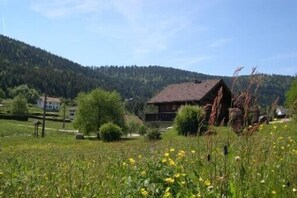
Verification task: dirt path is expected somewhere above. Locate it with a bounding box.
[17,124,78,133]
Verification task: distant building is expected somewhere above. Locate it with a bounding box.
[275,106,289,118]
[145,79,232,126]
[37,96,61,111]
[68,106,78,120]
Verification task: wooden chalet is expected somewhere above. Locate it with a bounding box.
[145,79,232,126]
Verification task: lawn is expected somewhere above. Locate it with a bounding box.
[0,120,296,197]
[0,118,75,137]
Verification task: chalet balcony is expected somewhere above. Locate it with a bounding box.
[145,112,176,122]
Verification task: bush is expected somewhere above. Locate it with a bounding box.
[99,122,122,142]
[138,125,147,136]
[126,120,140,136]
[146,128,162,141]
[10,95,28,115]
[174,105,207,136]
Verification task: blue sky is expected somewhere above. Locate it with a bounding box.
[0,0,296,76]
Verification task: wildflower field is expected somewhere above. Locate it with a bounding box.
[0,121,296,197]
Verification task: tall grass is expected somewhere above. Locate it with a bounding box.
[0,121,296,197]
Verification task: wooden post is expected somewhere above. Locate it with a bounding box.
[41,94,47,137]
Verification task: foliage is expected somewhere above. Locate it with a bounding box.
[73,89,125,135]
[99,122,122,142]
[146,128,162,141]
[174,105,207,136]
[10,95,28,115]
[138,125,147,136]
[0,88,5,100]
[0,120,296,197]
[59,98,72,129]
[126,119,147,136]
[121,149,198,197]
[285,78,297,115]
[0,35,294,116]
[9,84,39,104]
[125,120,140,136]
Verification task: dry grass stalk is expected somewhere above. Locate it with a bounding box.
[231,66,244,93]
[208,86,223,126]
[269,97,279,120]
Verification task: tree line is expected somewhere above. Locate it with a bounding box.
[0,34,295,116]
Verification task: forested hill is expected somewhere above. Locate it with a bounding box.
[0,34,294,112]
[93,66,294,107]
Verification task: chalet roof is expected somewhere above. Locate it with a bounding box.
[39,96,61,103]
[147,79,224,104]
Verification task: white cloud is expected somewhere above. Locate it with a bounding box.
[29,0,213,67]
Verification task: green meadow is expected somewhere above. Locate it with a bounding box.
[0,120,296,197]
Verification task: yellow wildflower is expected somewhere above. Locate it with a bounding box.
[164,177,175,184]
[174,173,180,178]
[293,188,296,192]
[164,153,170,157]
[129,158,135,165]
[140,188,148,197]
[163,191,171,198]
[161,158,167,163]
[141,171,146,176]
[177,150,186,158]
[168,158,176,166]
[272,190,276,195]
[191,150,196,154]
[170,148,175,152]
[204,179,211,186]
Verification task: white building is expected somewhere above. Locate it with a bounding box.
[37,96,61,111]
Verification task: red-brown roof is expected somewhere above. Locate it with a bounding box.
[147,79,223,104]
[39,96,61,103]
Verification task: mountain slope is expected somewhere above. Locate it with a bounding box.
[0,34,294,114]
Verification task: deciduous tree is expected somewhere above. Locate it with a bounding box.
[9,84,39,104]
[285,78,297,117]
[73,89,125,136]
[11,95,28,115]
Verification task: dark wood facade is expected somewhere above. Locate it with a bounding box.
[145,79,232,125]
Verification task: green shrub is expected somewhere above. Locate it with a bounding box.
[99,122,122,142]
[146,128,162,141]
[138,125,147,136]
[126,120,140,136]
[174,105,207,136]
